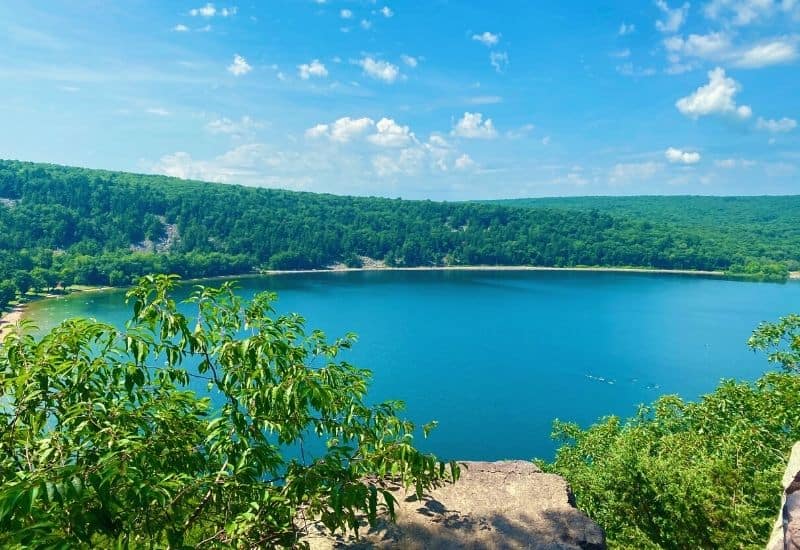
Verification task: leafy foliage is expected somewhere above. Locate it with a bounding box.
[540,317,800,549]
[748,314,800,372]
[0,275,457,548]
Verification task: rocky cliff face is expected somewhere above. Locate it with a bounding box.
[306,460,605,549]
[768,442,800,550]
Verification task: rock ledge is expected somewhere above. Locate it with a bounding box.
[306,460,605,549]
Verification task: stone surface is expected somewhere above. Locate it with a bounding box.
[767,442,800,550]
[305,460,605,549]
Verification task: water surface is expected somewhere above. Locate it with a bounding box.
[24,270,800,460]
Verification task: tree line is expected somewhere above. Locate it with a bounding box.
[0,159,795,310]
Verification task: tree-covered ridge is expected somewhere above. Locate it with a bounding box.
[0,159,796,309]
[486,195,800,277]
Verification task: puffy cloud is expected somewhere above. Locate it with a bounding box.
[451,112,498,139]
[358,57,401,83]
[472,31,500,46]
[609,162,663,184]
[227,54,252,76]
[360,19,372,29]
[190,3,236,17]
[297,59,328,79]
[655,0,690,33]
[380,6,394,17]
[340,8,353,19]
[490,51,509,73]
[454,154,476,170]
[173,24,189,32]
[306,117,375,143]
[665,147,701,164]
[367,118,415,147]
[756,116,797,132]
[675,67,752,119]
[619,22,636,35]
[305,124,329,139]
[330,117,375,142]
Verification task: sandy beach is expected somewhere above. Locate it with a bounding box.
[0,305,26,341]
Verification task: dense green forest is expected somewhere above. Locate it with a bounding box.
[0,159,797,310]
[487,195,800,277]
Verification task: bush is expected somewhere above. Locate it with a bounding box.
[540,315,800,549]
[0,275,457,547]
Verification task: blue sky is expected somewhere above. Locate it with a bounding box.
[1,1,798,199]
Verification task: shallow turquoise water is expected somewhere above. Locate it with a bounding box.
[23,270,800,460]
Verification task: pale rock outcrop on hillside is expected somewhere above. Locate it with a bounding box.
[305,460,605,549]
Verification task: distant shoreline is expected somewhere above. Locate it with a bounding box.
[260,265,727,277]
[0,286,112,342]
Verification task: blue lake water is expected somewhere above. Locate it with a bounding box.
[23,270,800,461]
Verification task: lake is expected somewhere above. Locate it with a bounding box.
[22,269,800,461]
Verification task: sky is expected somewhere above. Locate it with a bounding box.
[0,1,798,199]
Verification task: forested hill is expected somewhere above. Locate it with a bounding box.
[0,159,796,305]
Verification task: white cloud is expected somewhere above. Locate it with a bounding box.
[675,67,752,119]
[227,54,252,76]
[655,0,690,32]
[190,3,236,17]
[665,32,732,59]
[331,117,375,142]
[367,118,415,147]
[611,49,632,58]
[372,148,425,177]
[664,32,798,69]
[541,136,551,145]
[206,115,262,136]
[609,162,663,184]
[380,6,394,17]
[472,31,500,46]
[297,59,328,79]
[340,8,353,19]
[489,51,509,73]
[401,54,418,67]
[733,39,798,67]
[506,123,535,138]
[173,24,189,32]
[454,154,476,170]
[306,117,375,143]
[619,22,636,35]
[360,19,372,29]
[704,0,799,24]
[305,124,329,139]
[146,107,170,116]
[451,112,498,139]
[756,116,797,132]
[665,147,701,163]
[358,57,401,83]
